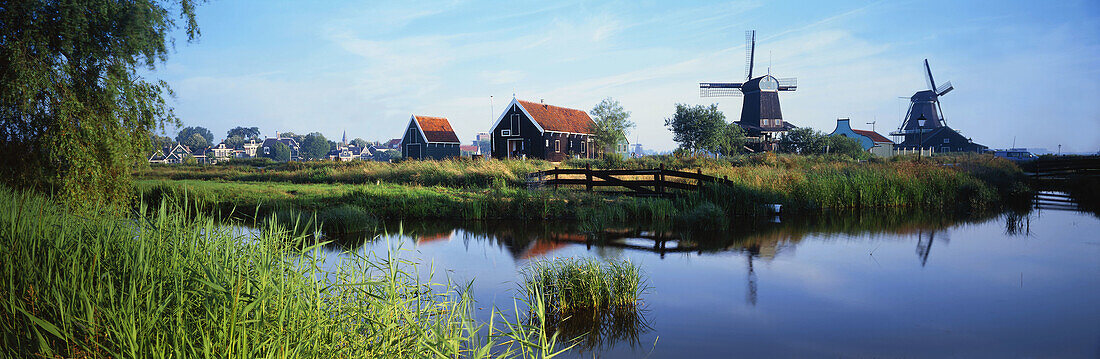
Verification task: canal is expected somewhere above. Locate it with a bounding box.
[258,204,1099,357]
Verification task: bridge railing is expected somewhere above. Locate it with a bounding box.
[527,164,733,197]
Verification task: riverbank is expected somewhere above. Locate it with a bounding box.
[0,186,569,358]
[136,154,1031,234]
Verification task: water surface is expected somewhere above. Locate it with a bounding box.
[289,206,1100,358]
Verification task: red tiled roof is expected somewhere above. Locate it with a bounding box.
[852,129,894,144]
[459,145,479,152]
[413,116,461,143]
[518,100,595,134]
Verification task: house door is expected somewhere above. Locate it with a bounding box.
[406,144,421,159]
[507,139,523,159]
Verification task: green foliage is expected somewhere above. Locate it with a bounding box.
[223,135,247,149]
[715,122,746,156]
[227,126,260,140]
[350,137,370,148]
[520,258,643,314]
[827,135,870,159]
[176,126,214,148]
[0,0,200,207]
[589,97,634,157]
[664,103,726,155]
[150,134,175,151]
[779,127,827,154]
[301,132,330,160]
[266,141,292,162]
[280,131,305,143]
[182,132,210,150]
[0,186,570,358]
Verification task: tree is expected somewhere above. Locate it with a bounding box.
[351,138,370,148]
[300,132,330,160]
[176,126,214,149]
[182,133,209,150]
[589,97,634,157]
[227,126,260,140]
[827,135,869,159]
[779,128,827,154]
[664,103,726,155]
[713,122,746,156]
[280,132,305,143]
[223,135,247,149]
[150,134,175,151]
[265,141,291,162]
[0,1,200,206]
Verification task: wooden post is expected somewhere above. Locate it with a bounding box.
[585,164,592,192]
[697,168,703,190]
[554,167,559,191]
[656,163,665,195]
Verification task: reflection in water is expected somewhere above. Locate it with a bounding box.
[914,230,950,267]
[544,307,653,354]
[215,194,1100,357]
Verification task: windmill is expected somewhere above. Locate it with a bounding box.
[891,59,955,144]
[699,30,798,138]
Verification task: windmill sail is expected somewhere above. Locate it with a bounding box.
[745,30,756,80]
[936,81,954,96]
[924,59,937,92]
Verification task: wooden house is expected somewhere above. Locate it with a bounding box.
[490,98,596,161]
[400,115,461,160]
[896,126,988,154]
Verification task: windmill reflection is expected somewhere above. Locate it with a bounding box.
[915,230,950,267]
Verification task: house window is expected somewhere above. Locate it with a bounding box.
[943,138,949,144]
[555,140,561,152]
[511,114,521,136]
[501,129,510,136]
[264,147,270,154]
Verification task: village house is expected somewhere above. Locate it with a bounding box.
[400,115,461,160]
[260,132,301,161]
[211,143,234,162]
[490,98,596,161]
[828,118,895,157]
[148,143,193,164]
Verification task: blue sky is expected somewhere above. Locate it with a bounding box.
[157,0,1100,152]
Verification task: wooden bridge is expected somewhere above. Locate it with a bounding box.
[527,164,732,197]
[1021,155,1100,188]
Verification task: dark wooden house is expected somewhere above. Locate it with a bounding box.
[401,115,461,160]
[896,126,988,153]
[490,98,596,161]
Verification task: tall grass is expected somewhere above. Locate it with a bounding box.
[518,258,648,353]
[520,258,643,314]
[0,186,569,358]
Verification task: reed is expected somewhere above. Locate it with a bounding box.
[0,186,569,358]
[519,258,644,315]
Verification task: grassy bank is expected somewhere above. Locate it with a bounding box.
[135,154,1030,233]
[138,158,554,188]
[0,187,569,358]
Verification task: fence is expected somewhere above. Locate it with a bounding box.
[526,164,732,197]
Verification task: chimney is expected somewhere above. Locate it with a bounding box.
[540,98,544,104]
[276,131,280,139]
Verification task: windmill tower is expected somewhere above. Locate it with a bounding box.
[700,30,798,146]
[891,59,955,145]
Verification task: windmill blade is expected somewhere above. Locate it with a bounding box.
[936,81,954,96]
[745,30,756,80]
[700,82,744,97]
[778,77,798,91]
[924,59,937,92]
